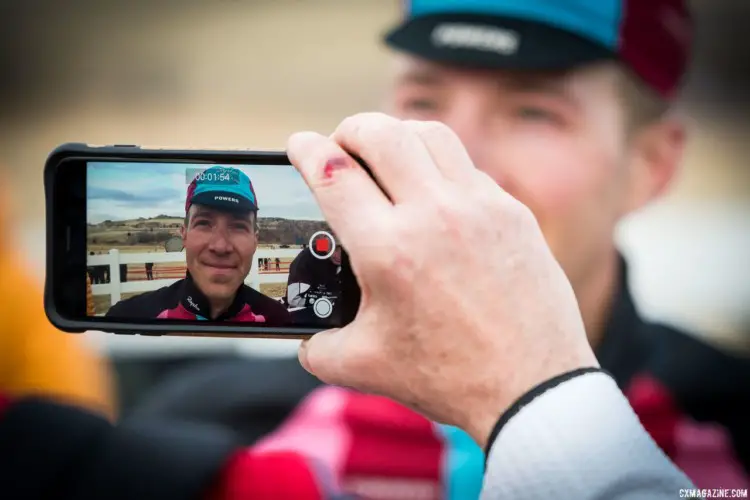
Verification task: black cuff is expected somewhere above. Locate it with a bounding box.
[0,398,241,500]
[483,367,611,465]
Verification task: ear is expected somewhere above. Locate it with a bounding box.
[623,114,687,213]
[180,224,187,240]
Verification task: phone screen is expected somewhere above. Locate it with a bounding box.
[85,161,346,328]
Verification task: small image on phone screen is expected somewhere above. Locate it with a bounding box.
[85,161,345,328]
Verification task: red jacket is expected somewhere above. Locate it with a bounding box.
[0,393,352,500]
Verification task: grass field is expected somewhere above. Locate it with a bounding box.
[260,283,286,299]
[87,215,323,256]
[88,244,167,254]
[92,292,139,316]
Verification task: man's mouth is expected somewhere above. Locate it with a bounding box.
[202,262,236,270]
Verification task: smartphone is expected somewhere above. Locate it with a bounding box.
[45,143,362,339]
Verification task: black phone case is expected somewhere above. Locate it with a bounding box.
[44,142,362,339]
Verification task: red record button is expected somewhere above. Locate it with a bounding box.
[308,231,335,260]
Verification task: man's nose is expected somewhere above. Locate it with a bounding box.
[207,226,233,253]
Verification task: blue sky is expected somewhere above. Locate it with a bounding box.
[87,162,323,223]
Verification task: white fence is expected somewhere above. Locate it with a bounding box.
[88,248,302,306]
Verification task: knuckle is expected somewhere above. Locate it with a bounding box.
[385,249,420,287]
[287,132,330,169]
[336,112,399,145]
[471,170,530,220]
[368,229,418,281]
[499,195,537,230]
[409,120,458,143]
[432,195,463,227]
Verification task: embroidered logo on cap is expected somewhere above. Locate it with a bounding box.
[431,23,520,55]
[214,195,239,204]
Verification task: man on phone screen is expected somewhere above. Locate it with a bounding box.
[106,166,290,324]
[286,242,343,325]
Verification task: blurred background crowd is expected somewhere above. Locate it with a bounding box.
[0,0,747,474]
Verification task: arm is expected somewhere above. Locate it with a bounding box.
[287,282,312,307]
[0,394,348,500]
[287,253,314,307]
[482,370,695,500]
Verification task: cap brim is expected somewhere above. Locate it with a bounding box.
[190,190,258,213]
[384,13,614,71]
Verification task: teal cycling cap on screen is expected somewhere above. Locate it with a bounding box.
[185,166,259,214]
[385,0,693,99]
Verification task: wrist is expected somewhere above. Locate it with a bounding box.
[462,407,503,451]
[462,365,603,450]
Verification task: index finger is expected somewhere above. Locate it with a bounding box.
[331,112,446,204]
[287,131,394,248]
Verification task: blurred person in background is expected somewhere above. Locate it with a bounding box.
[130,0,749,497]
[0,118,697,499]
[255,0,750,495]
[0,182,114,419]
[0,391,350,500]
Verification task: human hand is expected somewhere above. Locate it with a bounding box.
[286,113,598,448]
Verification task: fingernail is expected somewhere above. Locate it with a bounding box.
[298,339,312,373]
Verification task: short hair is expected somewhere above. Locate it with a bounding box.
[614,64,672,136]
[185,204,259,232]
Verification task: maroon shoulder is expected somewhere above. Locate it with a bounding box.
[0,393,10,415]
[626,373,749,490]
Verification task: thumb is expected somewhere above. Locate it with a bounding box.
[298,328,349,385]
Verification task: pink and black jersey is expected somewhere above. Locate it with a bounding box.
[106,273,291,324]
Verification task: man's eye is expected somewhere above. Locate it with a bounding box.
[231,223,251,231]
[514,106,558,121]
[193,219,210,227]
[403,98,439,112]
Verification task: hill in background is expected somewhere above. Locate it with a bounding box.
[87,215,331,247]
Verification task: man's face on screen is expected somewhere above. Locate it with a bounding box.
[386,56,635,287]
[181,204,257,302]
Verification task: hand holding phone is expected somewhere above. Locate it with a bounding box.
[285,113,597,447]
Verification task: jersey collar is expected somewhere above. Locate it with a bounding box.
[595,255,650,387]
[180,271,248,320]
